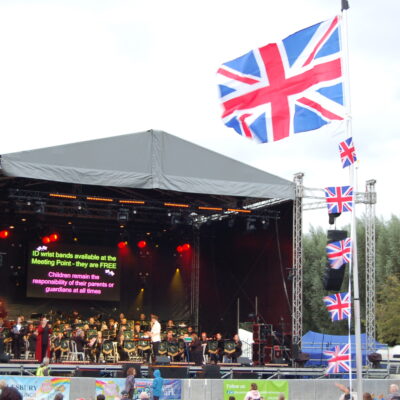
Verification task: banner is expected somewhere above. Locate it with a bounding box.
[223,379,289,400]
[96,378,182,400]
[0,376,71,400]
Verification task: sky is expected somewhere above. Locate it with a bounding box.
[0,0,399,230]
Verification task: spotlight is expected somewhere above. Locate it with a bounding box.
[137,240,147,249]
[0,230,9,239]
[42,236,51,244]
[118,241,128,249]
[176,245,183,253]
[182,243,191,251]
[49,233,59,242]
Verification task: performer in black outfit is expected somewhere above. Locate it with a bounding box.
[231,334,242,363]
[11,316,26,359]
[189,334,203,365]
[210,333,224,364]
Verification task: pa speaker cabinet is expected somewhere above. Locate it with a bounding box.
[202,364,221,378]
[150,366,188,379]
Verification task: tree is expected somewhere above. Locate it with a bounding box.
[376,274,400,346]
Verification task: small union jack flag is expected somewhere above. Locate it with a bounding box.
[323,292,351,321]
[324,344,351,374]
[326,238,352,269]
[339,137,357,168]
[324,186,353,214]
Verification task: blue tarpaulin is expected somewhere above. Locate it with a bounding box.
[302,331,386,367]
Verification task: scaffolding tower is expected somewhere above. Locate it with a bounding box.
[292,174,377,350]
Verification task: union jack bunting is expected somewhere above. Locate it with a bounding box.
[339,137,357,168]
[326,238,352,269]
[324,186,353,214]
[217,16,344,143]
[324,344,351,374]
[323,292,351,321]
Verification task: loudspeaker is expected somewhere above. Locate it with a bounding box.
[323,267,346,291]
[237,357,252,366]
[328,229,348,242]
[150,366,189,379]
[232,371,258,379]
[75,368,102,377]
[202,364,220,378]
[155,356,170,365]
[0,353,10,363]
[119,363,142,378]
[323,230,348,291]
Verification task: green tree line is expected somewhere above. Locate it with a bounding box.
[303,215,400,345]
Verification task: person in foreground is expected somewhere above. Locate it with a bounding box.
[388,384,400,400]
[244,383,261,400]
[124,367,136,399]
[152,369,164,400]
[0,387,22,400]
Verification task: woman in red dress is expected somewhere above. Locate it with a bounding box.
[35,317,52,362]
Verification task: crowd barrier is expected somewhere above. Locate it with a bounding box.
[0,376,399,400]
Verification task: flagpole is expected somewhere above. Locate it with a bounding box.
[340,1,363,398]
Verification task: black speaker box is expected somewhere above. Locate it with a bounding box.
[237,357,252,366]
[232,371,259,379]
[0,353,10,363]
[323,229,348,291]
[323,266,346,291]
[149,366,188,379]
[75,368,102,377]
[327,229,347,242]
[202,364,221,378]
[119,363,142,378]
[155,356,170,365]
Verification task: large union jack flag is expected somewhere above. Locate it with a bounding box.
[324,344,351,374]
[217,16,344,143]
[323,292,351,321]
[339,137,357,168]
[326,238,352,269]
[324,186,353,214]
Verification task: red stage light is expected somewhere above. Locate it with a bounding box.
[176,245,183,253]
[137,240,147,249]
[182,243,191,251]
[118,241,128,249]
[42,236,51,244]
[49,233,59,242]
[0,230,9,239]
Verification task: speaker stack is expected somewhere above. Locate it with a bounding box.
[323,230,348,291]
[252,323,273,365]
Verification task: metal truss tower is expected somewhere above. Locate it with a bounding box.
[365,179,377,353]
[291,176,377,352]
[292,173,304,346]
[191,226,201,329]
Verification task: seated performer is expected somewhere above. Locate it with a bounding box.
[230,334,242,363]
[51,331,65,363]
[210,333,224,364]
[139,313,149,332]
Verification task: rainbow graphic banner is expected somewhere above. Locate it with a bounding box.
[0,376,71,400]
[96,378,181,400]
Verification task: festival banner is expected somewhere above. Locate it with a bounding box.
[0,375,71,400]
[95,378,182,400]
[223,379,289,400]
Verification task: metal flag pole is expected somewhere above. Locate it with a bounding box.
[340,0,363,397]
